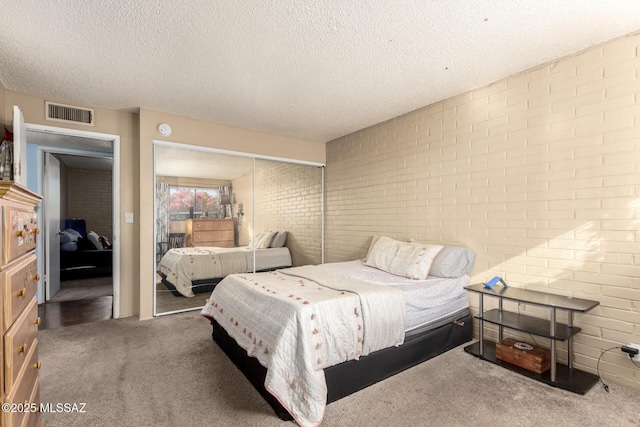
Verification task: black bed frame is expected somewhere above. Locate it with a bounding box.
[161,276,220,297]
[210,312,472,421]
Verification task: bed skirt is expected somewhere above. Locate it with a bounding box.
[161,276,220,297]
[210,310,473,420]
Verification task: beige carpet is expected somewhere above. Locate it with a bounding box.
[155,281,210,314]
[38,311,640,427]
[49,277,113,302]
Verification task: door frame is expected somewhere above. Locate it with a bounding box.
[29,124,121,318]
[43,152,62,301]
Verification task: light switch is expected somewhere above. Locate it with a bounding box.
[125,212,134,223]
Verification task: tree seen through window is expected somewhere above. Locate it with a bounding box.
[169,187,219,219]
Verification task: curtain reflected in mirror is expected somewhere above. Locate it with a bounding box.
[154,143,324,316]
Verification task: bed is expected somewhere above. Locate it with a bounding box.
[201,236,476,426]
[60,248,112,280]
[59,219,112,280]
[157,246,292,297]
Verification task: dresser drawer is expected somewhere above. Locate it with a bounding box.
[217,220,234,231]
[3,340,40,427]
[191,219,233,231]
[2,206,38,266]
[192,230,234,244]
[4,298,40,393]
[191,220,214,231]
[3,254,39,332]
[22,379,42,427]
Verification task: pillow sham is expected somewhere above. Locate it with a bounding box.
[364,234,385,262]
[364,236,443,280]
[248,231,266,249]
[251,231,278,249]
[270,231,288,248]
[410,239,476,278]
[431,246,476,278]
[260,231,278,249]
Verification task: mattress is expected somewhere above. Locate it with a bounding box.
[319,260,470,333]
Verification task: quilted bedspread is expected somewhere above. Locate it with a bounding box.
[158,247,247,297]
[201,264,406,427]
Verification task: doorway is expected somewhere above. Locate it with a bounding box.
[26,124,121,327]
[41,152,114,328]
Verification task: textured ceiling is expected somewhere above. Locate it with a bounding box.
[2,1,640,143]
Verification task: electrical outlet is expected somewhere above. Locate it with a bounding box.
[630,343,640,362]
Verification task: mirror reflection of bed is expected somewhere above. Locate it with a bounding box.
[153,143,324,316]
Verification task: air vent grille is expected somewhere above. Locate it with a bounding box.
[45,101,94,126]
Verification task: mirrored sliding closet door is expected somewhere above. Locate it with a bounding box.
[153,143,324,316]
[154,144,254,315]
[254,158,323,267]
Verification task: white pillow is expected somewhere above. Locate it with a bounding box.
[270,231,288,248]
[248,231,266,249]
[250,231,277,249]
[61,228,82,242]
[364,236,443,279]
[410,240,477,278]
[364,234,385,262]
[430,246,476,278]
[87,231,103,250]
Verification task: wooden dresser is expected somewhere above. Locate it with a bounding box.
[186,219,234,248]
[0,182,43,427]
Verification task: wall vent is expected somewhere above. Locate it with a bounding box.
[45,101,94,126]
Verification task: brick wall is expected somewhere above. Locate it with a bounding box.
[325,32,640,389]
[67,168,112,238]
[255,160,323,266]
[232,172,253,246]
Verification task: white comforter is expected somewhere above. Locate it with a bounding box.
[201,264,406,427]
[158,246,292,297]
[158,247,247,297]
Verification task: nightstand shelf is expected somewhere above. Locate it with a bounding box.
[477,309,580,340]
[465,340,599,394]
[463,283,600,394]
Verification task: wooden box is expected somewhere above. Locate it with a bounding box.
[495,338,551,374]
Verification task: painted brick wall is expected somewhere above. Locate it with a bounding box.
[67,168,112,238]
[232,172,254,246]
[254,160,323,266]
[325,32,640,389]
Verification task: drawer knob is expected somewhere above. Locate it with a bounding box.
[33,317,41,326]
[32,273,40,281]
[17,288,27,298]
[15,229,26,238]
[34,361,41,369]
[32,227,40,235]
[17,344,27,354]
